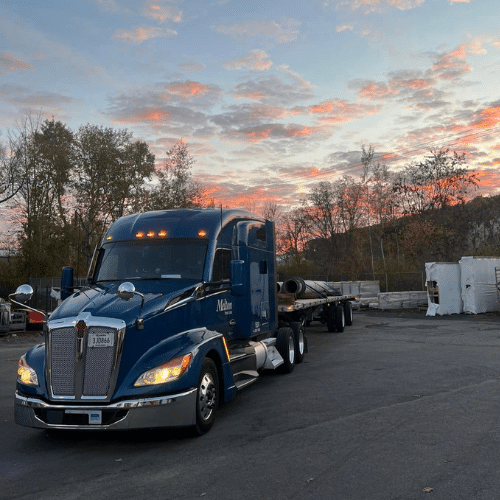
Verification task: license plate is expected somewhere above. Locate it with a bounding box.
[88,331,114,348]
[66,409,102,425]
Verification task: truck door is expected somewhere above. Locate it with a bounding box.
[231,221,273,339]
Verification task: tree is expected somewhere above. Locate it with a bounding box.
[145,139,203,210]
[277,208,308,260]
[12,117,74,278]
[333,175,366,233]
[0,142,22,204]
[393,148,478,215]
[73,125,155,266]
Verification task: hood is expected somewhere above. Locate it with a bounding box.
[49,280,200,327]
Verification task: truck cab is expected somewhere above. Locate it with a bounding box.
[13,209,298,434]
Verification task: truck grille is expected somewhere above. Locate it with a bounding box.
[50,325,118,399]
[51,327,76,396]
[82,327,116,397]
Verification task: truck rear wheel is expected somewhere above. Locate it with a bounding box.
[290,322,306,364]
[276,327,295,373]
[193,358,219,435]
[344,300,353,326]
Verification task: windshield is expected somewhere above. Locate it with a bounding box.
[94,239,208,281]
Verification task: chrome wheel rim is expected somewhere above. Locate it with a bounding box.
[288,335,295,364]
[298,329,305,355]
[199,372,216,421]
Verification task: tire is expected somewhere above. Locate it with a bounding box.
[276,327,296,373]
[335,305,345,333]
[193,358,219,436]
[326,305,336,332]
[290,322,306,364]
[344,300,353,326]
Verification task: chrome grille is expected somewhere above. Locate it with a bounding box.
[51,327,76,396]
[82,327,116,397]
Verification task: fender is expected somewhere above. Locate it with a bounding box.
[113,327,236,403]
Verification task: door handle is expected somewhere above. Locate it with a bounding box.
[229,319,236,327]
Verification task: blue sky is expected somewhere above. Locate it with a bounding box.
[1,0,500,210]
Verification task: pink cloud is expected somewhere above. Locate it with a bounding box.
[142,4,182,23]
[224,50,273,72]
[163,81,211,99]
[229,123,325,143]
[114,26,177,44]
[0,52,34,75]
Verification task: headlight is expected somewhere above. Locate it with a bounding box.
[17,354,39,386]
[134,353,192,387]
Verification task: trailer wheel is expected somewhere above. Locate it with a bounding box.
[335,305,345,333]
[276,327,295,373]
[344,301,353,326]
[326,305,336,332]
[193,358,219,435]
[290,322,306,364]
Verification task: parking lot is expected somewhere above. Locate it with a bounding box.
[2,309,500,500]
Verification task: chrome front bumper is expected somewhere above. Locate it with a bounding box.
[14,389,197,430]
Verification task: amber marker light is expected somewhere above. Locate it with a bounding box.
[158,230,167,238]
[147,231,156,238]
[222,337,230,362]
[106,235,113,241]
[136,231,145,239]
[198,229,207,237]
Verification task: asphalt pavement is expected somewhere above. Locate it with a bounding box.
[2,309,500,500]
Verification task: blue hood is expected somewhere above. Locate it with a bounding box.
[49,281,200,327]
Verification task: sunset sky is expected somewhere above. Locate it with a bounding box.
[1,0,500,212]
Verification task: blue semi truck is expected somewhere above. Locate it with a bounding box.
[11,208,354,434]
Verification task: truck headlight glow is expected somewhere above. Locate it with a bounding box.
[17,354,39,386]
[134,353,192,386]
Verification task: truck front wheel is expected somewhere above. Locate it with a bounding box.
[194,358,219,435]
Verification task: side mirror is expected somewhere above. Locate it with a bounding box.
[11,284,33,303]
[230,260,245,297]
[117,282,136,301]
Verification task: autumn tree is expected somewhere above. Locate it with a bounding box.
[393,148,478,215]
[145,139,203,210]
[277,208,308,260]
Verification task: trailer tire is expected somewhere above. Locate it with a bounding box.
[290,322,306,364]
[344,300,353,326]
[276,327,295,373]
[193,358,219,436]
[326,305,336,332]
[335,305,345,333]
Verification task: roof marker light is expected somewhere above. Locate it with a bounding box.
[147,231,156,238]
[158,230,167,238]
[198,229,207,238]
[106,236,113,241]
[136,231,145,239]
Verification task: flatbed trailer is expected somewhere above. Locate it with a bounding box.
[278,294,355,333]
